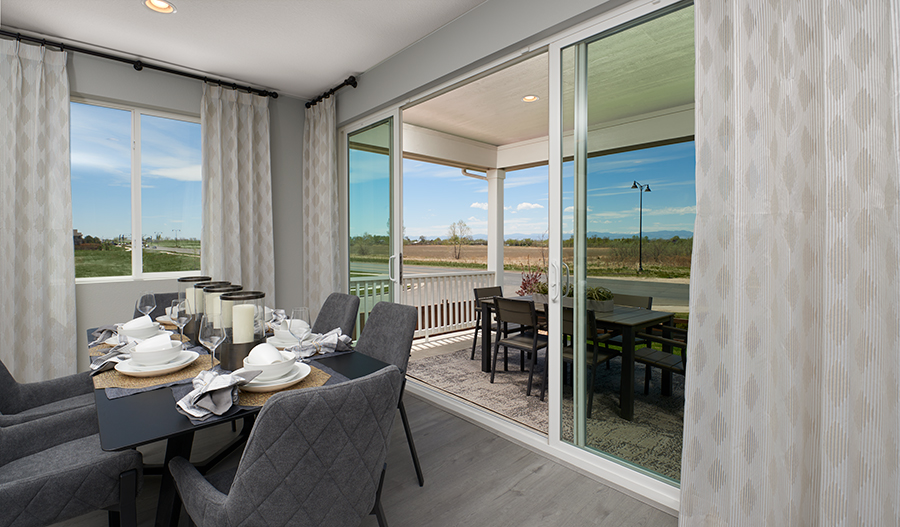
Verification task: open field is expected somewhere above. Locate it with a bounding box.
[75,246,200,278]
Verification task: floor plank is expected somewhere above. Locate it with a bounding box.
[54,395,677,526]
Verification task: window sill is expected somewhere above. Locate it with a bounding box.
[75,270,202,285]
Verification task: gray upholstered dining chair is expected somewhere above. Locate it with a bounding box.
[0,359,94,426]
[131,291,179,320]
[169,366,403,527]
[311,292,361,337]
[354,301,423,486]
[0,405,143,527]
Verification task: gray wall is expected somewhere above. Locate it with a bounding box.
[337,0,627,125]
[69,53,305,371]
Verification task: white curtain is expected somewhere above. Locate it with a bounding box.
[0,41,75,382]
[302,97,343,319]
[201,84,275,303]
[682,1,900,525]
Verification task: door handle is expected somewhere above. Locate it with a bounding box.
[389,255,396,283]
[562,262,571,297]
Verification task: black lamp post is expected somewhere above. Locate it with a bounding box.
[631,181,651,271]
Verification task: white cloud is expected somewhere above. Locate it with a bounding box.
[564,206,574,212]
[644,206,697,216]
[470,202,489,210]
[146,165,202,182]
[517,202,544,211]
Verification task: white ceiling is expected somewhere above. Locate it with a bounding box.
[0,0,490,100]
[403,5,694,148]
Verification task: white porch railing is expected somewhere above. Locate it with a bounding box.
[349,270,495,339]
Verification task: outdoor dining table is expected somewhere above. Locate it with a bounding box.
[479,296,674,421]
[90,332,390,527]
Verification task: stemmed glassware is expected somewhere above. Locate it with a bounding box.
[199,314,225,368]
[137,291,156,318]
[172,299,190,345]
[288,307,310,352]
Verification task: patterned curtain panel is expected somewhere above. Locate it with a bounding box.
[201,85,275,303]
[0,41,76,382]
[683,2,900,525]
[301,98,343,319]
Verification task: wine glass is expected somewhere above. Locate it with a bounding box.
[199,314,225,368]
[288,307,310,348]
[136,291,156,318]
[172,300,190,345]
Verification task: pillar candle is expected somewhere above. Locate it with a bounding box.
[233,304,255,344]
[207,292,223,328]
[222,299,234,327]
[185,286,196,315]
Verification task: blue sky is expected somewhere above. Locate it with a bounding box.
[70,102,201,241]
[402,140,696,240]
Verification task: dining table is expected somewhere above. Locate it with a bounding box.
[479,296,674,421]
[88,327,390,527]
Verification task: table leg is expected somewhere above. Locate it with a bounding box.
[661,320,673,396]
[155,431,194,527]
[620,328,635,421]
[481,302,492,373]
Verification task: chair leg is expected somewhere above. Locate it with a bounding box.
[539,350,546,401]
[644,365,652,395]
[470,314,481,360]
[372,463,389,527]
[526,347,538,396]
[491,340,501,383]
[114,469,138,527]
[399,397,424,486]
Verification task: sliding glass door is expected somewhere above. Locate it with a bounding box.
[551,0,694,483]
[346,114,403,321]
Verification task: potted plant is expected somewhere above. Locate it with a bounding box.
[531,281,549,306]
[586,286,614,313]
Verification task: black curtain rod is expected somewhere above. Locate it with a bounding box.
[0,29,278,98]
[306,76,357,108]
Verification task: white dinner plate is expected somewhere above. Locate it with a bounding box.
[235,362,311,393]
[115,351,200,377]
[156,315,175,324]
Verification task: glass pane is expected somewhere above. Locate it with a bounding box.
[71,102,132,278]
[141,114,202,273]
[348,119,393,313]
[560,3,695,484]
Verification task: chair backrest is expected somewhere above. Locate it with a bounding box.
[311,292,361,336]
[354,302,418,374]
[494,297,537,328]
[473,286,503,308]
[131,292,179,320]
[223,366,403,527]
[561,306,599,341]
[0,360,20,414]
[612,293,652,309]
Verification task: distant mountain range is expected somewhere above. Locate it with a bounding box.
[414,230,694,241]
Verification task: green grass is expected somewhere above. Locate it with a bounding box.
[75,247,200,278]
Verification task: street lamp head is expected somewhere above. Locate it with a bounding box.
[645,185,651,192]
[631,181,639,189]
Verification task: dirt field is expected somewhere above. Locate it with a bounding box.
[403,244,612,266]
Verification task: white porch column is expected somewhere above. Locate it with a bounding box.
[486,169,505,287]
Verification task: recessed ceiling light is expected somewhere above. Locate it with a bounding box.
[522,95,539,103]
[144,0,176,14]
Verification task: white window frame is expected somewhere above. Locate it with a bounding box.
[71,97,202,284]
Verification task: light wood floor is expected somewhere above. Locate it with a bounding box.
[56,394,677,527]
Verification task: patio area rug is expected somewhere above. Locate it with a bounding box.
[407,347,684,481]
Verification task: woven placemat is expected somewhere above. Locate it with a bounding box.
[89,333,189,356]
[238,366,330,407]
[92,354,215,390]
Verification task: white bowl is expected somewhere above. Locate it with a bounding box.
[243,350,296,381]
[130,340,182,366]
[120,323,161,340]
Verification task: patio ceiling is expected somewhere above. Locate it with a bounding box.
[402,5,694,151]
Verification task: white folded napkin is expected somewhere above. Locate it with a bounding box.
[135,334,174,353]
[176,370,260,421]
[290,328,352,359]
[90,340,137,374]
[123,315,154,330]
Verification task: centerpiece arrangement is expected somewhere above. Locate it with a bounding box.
[518,267,614,313]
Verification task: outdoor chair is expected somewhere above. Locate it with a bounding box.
[0,359,94,426]
[634,323,687,394]
[603,293,653,359]
[560,306,615,417]
[311,292,361,338]
[169,367,403,527]
[131,291,179,320]
[492,297,548,400]
[469,286,520,361]
[0,405,143,527]
[355,301,424,487]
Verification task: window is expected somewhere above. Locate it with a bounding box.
[70,101,202,279]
